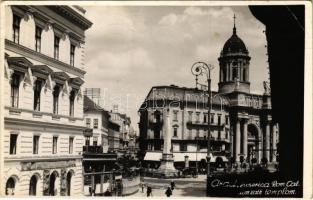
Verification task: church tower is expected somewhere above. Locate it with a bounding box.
[218,15,251,93]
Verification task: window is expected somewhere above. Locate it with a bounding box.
[243,69,246,81]
[203,114,207,123]
[6,177,16,196]
[93,137,98,146]
[225,130,228,139]
[52,136,58,154]
[29,175,38,196]
[70,44,75,66]
[218,115,221,125]
[69,137,74,154]
[210,114,214,124]
[86,118,91,128]
[69,90,76,117]
[10,73,20,108]
[196,112,200,123]
[218,131,221,140]
[180,144,187,152]
[225,116,229,125]
[93,119,98,129]
[54,36,60,60]
[85,136,90,146]
[188,112,192,122]
[33,79,43,111]
[173,127,177,137]
[13,14,21,43]
[53,85,60,114]
[33,135,39,154]
[232,67,237,80]
[9,134,18,155]
[35,26,42,52]
[173,111,178,121]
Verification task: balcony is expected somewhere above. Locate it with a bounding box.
[186,121,225,130]
[83,145,103,154]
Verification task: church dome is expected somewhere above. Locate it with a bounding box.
[221,31,248,55]
[220,17,249,56]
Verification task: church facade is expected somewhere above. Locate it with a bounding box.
[138,19,279,172]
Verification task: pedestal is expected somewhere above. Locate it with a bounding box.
[155,153,177,178]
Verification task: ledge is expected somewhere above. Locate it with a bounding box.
[6,39,86,77]
[4,155,82,162]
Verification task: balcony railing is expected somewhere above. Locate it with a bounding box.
[83,145,103,154]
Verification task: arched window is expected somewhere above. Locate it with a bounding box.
[29,175,38,196]
[49,171,58,196]
[6,177,16,195]
[232,67,237,80]
[223,69,227,81]
[66,172,73,196]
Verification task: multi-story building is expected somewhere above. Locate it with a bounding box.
[138,20,279,172]
[3,5,92,196]
[108,109,133,157]
[82,95,117,196]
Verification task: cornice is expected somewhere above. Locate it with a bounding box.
[4,115,86,132]
[50,6,93,31]
[6,39,86,78]
[4,155,82,162]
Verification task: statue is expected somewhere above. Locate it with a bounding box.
[263,81,271,94]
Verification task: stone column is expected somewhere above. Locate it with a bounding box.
[230,126,234,158]
[243,119,248,160]
[272,124,277,162]
[163,109,172,154]
[258,132,263,163]
[184,155,189,168]
[100,165,105,194]
[91,169,95,196]
[235,119,241,162]
[265,122,270,161]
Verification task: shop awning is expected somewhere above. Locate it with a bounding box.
[144,152,228,163]
[144,152,162,161]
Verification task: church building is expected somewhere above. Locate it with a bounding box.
[138,17,279,173]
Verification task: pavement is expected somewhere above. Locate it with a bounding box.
[132,175,207,197]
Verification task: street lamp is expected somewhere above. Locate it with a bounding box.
[191,62,214,177]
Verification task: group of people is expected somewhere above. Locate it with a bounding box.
[140,180,176,197]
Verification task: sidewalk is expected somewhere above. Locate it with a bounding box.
[133,175,207,197]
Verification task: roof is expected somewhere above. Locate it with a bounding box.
[84,95,105,112]
[138,85,231,111]
[220,25,249,56]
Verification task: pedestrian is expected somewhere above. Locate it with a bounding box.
[170,180,175,191]
[147,186,152,197]
[165,186,172,197]
[140,182,145,193]
[104,189,112,196]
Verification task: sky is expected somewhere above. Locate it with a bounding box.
[83,6,268,133]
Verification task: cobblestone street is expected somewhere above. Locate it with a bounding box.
[132,175,207,197]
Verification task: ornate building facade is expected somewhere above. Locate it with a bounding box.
[138,20,279,172]
[3,6,92,196]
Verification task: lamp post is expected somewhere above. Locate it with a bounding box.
[191,62,214,178]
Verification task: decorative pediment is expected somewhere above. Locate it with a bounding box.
[69,77,84,89]
[7,57,33,73]
[51,71,70,85]
[30,65,53,79]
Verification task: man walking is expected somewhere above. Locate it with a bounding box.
[147,186,152,197]
[170,180,175,191]
[165,186,172,197]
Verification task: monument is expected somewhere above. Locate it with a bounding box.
[156,108,178,178]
